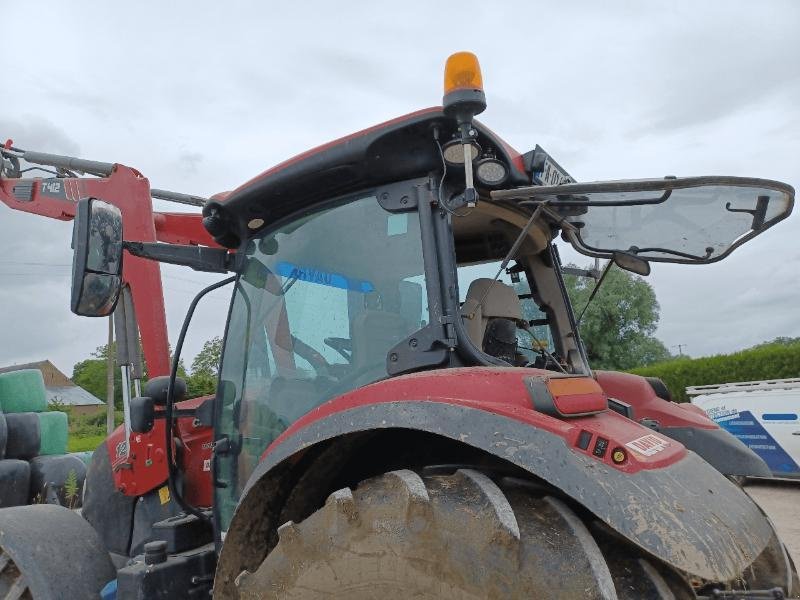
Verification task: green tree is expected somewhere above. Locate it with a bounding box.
[72,341,186,408]
[748,336,800,350]
[563,264,672,370]
[72,345,123,409]
[186,336,223,398]
[191,336,222,377]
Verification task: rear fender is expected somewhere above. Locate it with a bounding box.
[216,399,774,593]
[595,370,771,477]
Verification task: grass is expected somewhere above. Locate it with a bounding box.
[49,403,123,454]
[68,434,106,453]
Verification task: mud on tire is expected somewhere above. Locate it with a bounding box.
[234,469,696,599]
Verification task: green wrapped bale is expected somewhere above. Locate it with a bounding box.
[0,369,47,413]
[37,411,69,456]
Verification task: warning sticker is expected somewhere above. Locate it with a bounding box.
[203,459,211,472]
[625,434,669,457]
[158,486,171,505]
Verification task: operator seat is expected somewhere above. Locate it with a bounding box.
[350,310,408,373]
[462,278,523,349]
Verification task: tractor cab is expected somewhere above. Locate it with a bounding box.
[66,62,794,533]
[200,117,792,528]
[51,52,799,599]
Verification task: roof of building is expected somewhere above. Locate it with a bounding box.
[0,360,52,374]
[0,360,105,406]
[46,386,104,407]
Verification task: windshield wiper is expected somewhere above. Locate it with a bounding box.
[520,188,672,208]
[575,259,614,326]
[465,203,547,319]
[627,245,714,261]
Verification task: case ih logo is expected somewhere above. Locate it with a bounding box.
[625,434,669,457]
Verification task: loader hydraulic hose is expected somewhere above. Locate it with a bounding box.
[165,275,236,522]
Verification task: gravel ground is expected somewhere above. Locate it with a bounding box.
[743,479,800,564]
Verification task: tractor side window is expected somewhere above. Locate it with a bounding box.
[457,261,555,364]
[215,195,428,530]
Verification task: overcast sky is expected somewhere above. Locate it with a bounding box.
[1,0,798,377]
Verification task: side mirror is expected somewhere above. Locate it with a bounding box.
[130,396,155,433]
[144,376,187,406]
[71,198,124,316]
[612,251,651,276]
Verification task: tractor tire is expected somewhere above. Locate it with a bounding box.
[644,377,673,402]
[234,469,695,599]
[0,504,116,599]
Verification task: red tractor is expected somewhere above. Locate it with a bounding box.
[0,53,796,599]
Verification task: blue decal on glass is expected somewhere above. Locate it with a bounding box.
[716,410,800,476]
[276,262,374,293]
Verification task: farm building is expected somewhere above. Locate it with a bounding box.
[0,360,105,416]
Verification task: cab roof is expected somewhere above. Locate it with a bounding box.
[203,107,531,247]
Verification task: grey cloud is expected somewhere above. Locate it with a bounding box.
[1,0,797,373]
[634,4,800,134]
[178,151,204,174]
[0,117,80,156]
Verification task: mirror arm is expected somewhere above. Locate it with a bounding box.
[560,266,601,280]
[123,241,235,273]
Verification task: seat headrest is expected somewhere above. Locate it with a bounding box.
[464,278,523,321]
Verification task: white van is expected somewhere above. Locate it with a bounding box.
[689,379,800,479]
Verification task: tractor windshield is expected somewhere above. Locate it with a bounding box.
[491,177,794,264]
[214,194,428,528]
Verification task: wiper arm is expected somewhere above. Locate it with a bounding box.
[519,188,672,208]
[628,245,714,261]
[575,259,614,326]
[520,323,567,374]
[467,203,547,318]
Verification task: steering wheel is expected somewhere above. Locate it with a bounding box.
[290,335,332,377]
[323,337,352,362]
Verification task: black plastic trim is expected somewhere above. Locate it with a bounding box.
[662,426,772,478]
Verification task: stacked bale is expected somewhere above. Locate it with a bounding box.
[4,413,40,459]
[70,450,94,467]
[29,454,87,507]
[0,369,47,413]
[37,411,68,456]
[0,460,30,507]
[0,369,85,508]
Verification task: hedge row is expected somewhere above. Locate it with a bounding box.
[630,342,800,403]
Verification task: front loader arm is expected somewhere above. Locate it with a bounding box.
[1,150,218,377]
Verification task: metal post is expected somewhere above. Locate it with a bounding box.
[114,291,133,459]
[106,316,115,435]
[120,364,132,457]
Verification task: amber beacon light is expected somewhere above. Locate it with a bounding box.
[442,52,486,122]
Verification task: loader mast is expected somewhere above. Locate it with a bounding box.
[0,147,220,377]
